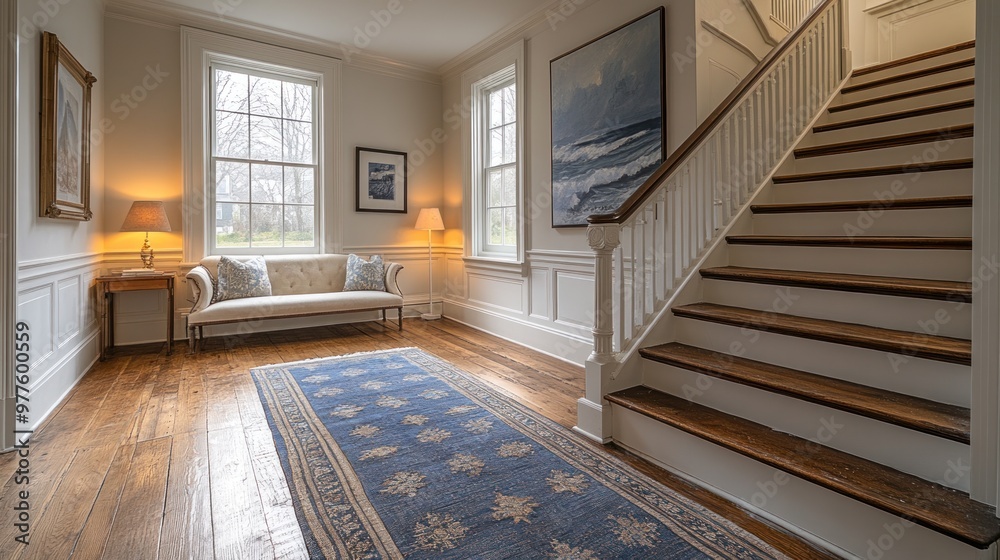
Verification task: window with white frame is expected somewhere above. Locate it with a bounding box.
[210,63,318,252]
[471,63,521,259]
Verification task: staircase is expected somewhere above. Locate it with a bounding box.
[603,42,1000,558]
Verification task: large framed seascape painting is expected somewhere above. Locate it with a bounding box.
[550,8,665,228]
[39,32,96,221]
[356,147,408,214]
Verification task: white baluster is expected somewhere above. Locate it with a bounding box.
[614,232,625,352]
[712,133,723,232]
[635,211,646,330]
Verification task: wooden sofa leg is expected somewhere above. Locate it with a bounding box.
[397,307,403,331]
[382,309,387,324]
[188,327,197,354]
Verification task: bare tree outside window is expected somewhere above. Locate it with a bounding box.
[212,66,317,250]
[481,76,518,252]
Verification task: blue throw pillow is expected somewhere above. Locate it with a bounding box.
[215,256,273,302]
[344,254,385,292]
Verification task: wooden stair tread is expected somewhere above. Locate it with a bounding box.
[604,387,999,548]
[771,158,973,184]
[814,99,974,133]
[725,235,972,250]
[794,124,973,159]
[699,266,972,302]
[639,342,970,443]
[841,58,974,95]
[853,41,975,77]
[751,195,972,214]
[671,302,972,365]
[828,78,974,114]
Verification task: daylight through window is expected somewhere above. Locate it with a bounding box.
[211,64,318,251]
[472,63,519,258]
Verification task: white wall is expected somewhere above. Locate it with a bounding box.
[695,0,783,122]
[850,0,976,68]
[16,0,106,430]
[102,15,445,345]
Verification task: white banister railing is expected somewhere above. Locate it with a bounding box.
[772,0,824,31]
[586,0,846,376]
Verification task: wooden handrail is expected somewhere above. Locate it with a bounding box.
[587,0,838,225]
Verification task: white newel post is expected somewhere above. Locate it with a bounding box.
[588,225,621,364]
[575,225,621,443]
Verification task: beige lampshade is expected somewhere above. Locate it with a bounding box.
[120,201,172,232]
[414,207,444,231]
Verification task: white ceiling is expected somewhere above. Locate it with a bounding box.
[113,0,555,70]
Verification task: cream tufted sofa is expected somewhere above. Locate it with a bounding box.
[185,254,403,351]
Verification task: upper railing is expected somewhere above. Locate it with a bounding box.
[586,0,847,367]
[772,0,824,31]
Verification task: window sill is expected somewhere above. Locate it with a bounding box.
[462,255,526,275]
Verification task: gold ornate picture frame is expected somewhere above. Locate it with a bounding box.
[39,31,96,221]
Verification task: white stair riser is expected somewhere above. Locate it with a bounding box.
[784,138,974,175]
[728,245,973,280]
[750,208,972,237]
[769,169,973,203]
[825,87,974,121]
[612,407,984,560]
[850,49,976,87]
[802,107,975,146]
[702,280,972,339]
[642,361,971,491]
[674,318,971,406]
[839,65,975,104]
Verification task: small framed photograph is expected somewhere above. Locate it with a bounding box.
[356,147,407,214]
[39,31,96,221]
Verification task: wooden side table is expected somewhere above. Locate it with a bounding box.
[96,272,175,360]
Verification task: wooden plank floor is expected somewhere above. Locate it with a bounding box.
[0,319,839,560]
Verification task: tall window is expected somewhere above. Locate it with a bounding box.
[210,64,318,252]
[472,64,520,259]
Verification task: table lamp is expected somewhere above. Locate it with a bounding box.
[414,208,445,320]
[120,201,172,271]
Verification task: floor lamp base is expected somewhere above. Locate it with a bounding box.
[420,313,442,321]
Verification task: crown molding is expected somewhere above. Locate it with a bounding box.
[438,0,597,79]
[103,0,442,84]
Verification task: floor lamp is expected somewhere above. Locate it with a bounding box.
[415,208,445,320]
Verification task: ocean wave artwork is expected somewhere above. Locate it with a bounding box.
[550,9,664,227]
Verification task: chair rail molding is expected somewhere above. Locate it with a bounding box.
[0,0,18,451]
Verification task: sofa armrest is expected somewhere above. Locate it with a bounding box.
[186,265,214,313]
[384,262,404,297]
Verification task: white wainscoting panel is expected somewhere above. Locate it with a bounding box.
[467,273,524,314]
[553,271,595,329]
[17,253,102,431]
[865,0,976,63]
[17,286,53,370]
[56,277,81,348]
[443,249,595,365]
[529,267,550,320]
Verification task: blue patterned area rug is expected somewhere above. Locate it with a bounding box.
[251,348,790,559]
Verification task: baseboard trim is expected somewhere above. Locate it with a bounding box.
[27,329,100,433]
[442,299,592,366]
[575,397,611,443]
